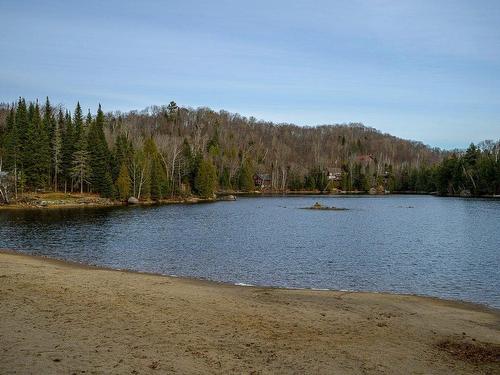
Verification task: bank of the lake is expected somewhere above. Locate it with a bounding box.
[0,251,499,374]
[0,192,214,210]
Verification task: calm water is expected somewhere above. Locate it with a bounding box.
[1,195,499,308]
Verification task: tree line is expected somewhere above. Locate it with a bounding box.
[0,97,498,202]
[392,142,500,196]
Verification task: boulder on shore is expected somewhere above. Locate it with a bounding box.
[217,195,237,201]
[460,189,472,197]
[128,197,139,205]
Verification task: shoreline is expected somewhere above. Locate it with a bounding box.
[1,250,499,373]
[2,248,497,314]
[0,193,215,210]
[2,191,498,210]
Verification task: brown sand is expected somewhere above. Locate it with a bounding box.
[0,251,499,374]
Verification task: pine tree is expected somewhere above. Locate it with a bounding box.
[43,97,56,187]
[87,104,113,197]
[238,160,255,191]
[73,102,84,147]
[70,103,89,193]
[115,162,131,200]
[4,107,20,197]
[61,110,74,192]
[143,137,167,200]
[3,108,17,170]
[52,113,62,191]
[195,158,217,198]
[112,133,133,182]
[167,101,178,123]
[15,98,29,170]
[71,148,91,194]
[24,102,50,189]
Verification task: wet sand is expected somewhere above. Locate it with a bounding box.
[0,251,499,374]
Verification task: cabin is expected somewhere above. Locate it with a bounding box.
[254,173,272,189]
[355,154,375,166]
[326,168,342,181]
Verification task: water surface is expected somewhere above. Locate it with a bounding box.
[1,195,499,308]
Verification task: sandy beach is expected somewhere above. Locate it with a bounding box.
[0,251,498,374]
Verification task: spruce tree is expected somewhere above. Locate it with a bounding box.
[195,158,217,198]
[52,113,62,191]
[24,102,50,189]
[112,133,133,182]
[238,160,255,191]
[87,105,113,197]
[43,97,56,187]
[15,98,29,169]
[61,110,74,192]
[73,102,84,147]
[150,157,169,200]
[3,108,18,171]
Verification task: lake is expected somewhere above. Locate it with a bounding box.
[1,195,499,308]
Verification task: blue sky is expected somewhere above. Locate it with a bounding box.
[1,0,499,149]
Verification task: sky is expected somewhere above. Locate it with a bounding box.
[1,0,499,149]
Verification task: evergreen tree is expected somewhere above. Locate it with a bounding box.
[238,160,255,191]
[112,133,133,182]
[3,108,17,170]
[181,138,202,189]
[71,148,91,194]
[15,98,29,169]
[52,112,62,191]
[42,98,57,186]
[73,102,84,146]
[61,110,75,191]
[195,158,217,198]
[149,158,161,200]
[219,167,231,190]
[115,162,131,200]
[167,101,178,122]
[24,102,50,189]
[70,103,90,193]
[87,105,113,197]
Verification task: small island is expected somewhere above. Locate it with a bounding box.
[302,202,349,210]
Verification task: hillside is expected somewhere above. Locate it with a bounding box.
[1,99,498,201]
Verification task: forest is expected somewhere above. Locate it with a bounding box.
[0,97,499,203]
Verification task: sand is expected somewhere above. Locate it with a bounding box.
[0,251,498,374]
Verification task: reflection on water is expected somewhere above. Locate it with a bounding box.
[1,195,499,308]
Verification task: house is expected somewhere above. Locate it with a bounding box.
[355,154,375,165]
[326,167,342,181]
[254,173,272,189]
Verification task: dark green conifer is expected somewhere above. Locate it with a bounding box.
[24,102,50,189]
[195,158,217,198]
[238,160,255,191]
[61,110,75,191]
[87,105,113,197]
[73,102,84,146]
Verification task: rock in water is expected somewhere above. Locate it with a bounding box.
[460,189,472,197]
[218,195,236,201]
[128,197,139,204]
